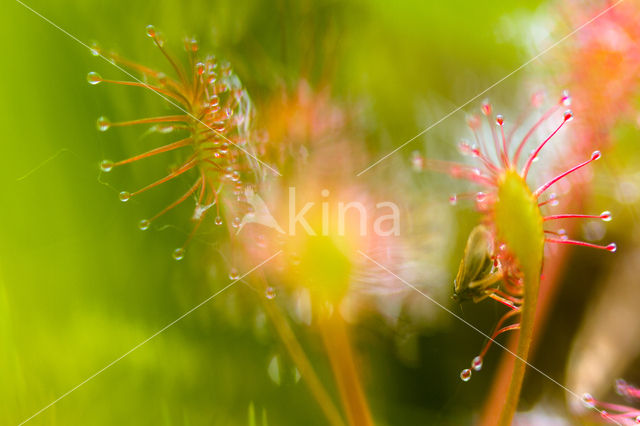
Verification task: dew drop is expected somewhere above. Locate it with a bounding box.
[89,42,101,57]
[591,151,602,161]
[600,211,612,222]
[531,90,545,108]
[187,38,199,52]
[96,116,111,131]
[466,114,481,130]
[606,243,617,253]
[231,217,241,229]
[449,194,458,206]
[231,171,240,182]
[600,410,609,419]
[119,191,131,202]
[476,192,486,202]
[561,90,572,106]
[87,72,102,85]
[460,368,472,382]
[265,286,276,300]
[145,24,156,38]
[582,393,595,408]
[215,216,223,226]
[157,73,167,85]
[411,151,425,171]
[458,141,473,156]
[229,268,240,280]
[172,247,184,261]
[634,415,640,423]
[138,219,150,231]
[481,101,492,116]
[100,160,114,172]
[563,110,574,122]
[496,114,504,126]
[472,356,483,371]
[195,62,205,75]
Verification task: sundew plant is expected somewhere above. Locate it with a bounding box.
[2,0,640,425]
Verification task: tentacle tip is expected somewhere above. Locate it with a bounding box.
[145,24,157,38]
[582,393,596,409]
[89,42,101,57]
[138,219,150,231]
[460,368,472,382]
[172,247,185,261]
[118,191,131,202]
[87,71,102,85]
[471,356,483,371]
[481,100,492,116]
[96,116,111,132]
[563,109,574,122]
[100,160,113,173]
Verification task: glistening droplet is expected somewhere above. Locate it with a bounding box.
[265,286,276,300]
[138,219,150,231]
[87,72,102,85]
[119,191,131,202]
[472,356,483,371]
[231,217,241,228]
[96,116,111,132]
[89,42,101,57]
[563,110,574,122]
[229,268,240,280]
[172,247,185,261]
[458,141,473,156]
[600,211,612,222]
[582,393,595,408]
[481,101,491,116]
[100,160,113,172]
[460,369,472,382]
[145,25,156,38]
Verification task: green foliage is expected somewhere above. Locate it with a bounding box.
[493,170,544,425]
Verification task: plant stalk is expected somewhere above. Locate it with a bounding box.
[258,280,345,426]
[318,308,374,426]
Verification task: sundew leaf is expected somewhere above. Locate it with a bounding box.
[493,170,544,425]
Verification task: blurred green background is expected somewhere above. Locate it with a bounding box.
[2,0,638,425]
